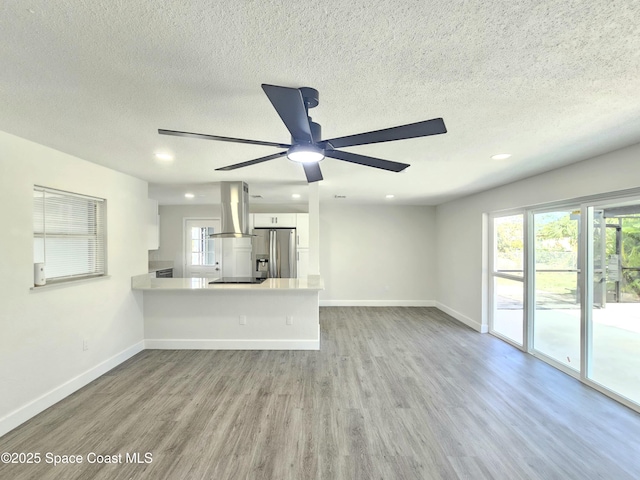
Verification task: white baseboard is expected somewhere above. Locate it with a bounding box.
[319,300,436,307]
[0,341,144,438]
[435,302,488,333]
[144,339,320,350]
[317,300,488,333]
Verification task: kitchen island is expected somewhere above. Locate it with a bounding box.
[132,275,323,350]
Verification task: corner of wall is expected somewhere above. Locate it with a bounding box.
[435,302,488,333]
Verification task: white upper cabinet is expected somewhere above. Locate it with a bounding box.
[296,213,309,248]
[253,213,297,228]
[147,199,159,250]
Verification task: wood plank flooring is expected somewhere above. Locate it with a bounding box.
[2,306,640,479]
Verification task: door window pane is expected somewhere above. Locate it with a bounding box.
[533,211,580,370]
[189,227,216,266]
[495,215,524,277]
[589,204,640,404]
[491,214,524,345]
[494,277,524,344]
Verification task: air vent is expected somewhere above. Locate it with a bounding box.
[251,195,263,199]
[334,195,347,199]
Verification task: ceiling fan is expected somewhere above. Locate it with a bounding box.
[159,84,447,183]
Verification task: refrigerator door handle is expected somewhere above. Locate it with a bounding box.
[269,230,277,277]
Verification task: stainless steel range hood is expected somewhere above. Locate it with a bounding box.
[210,181,253,238]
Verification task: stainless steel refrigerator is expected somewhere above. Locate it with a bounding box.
[252,228,297,278]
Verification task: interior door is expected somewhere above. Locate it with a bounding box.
[184,219,222,278]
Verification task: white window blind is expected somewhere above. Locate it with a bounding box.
[33,186,106,282]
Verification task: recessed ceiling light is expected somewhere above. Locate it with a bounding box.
[292,193,301,199]
[385,194,395,199]
[154,152,174,162]
[184,193,195,199]
[491,153,512,160]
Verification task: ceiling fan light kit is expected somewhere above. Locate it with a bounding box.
[159,84,447,183]
[287,144,325,163]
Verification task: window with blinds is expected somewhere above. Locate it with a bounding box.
[33,186,106,283]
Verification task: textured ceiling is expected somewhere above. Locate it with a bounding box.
[1,0,639,205]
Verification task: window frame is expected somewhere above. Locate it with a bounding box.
[33,185,107,285]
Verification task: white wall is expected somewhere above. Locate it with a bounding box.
[435,142,640,332]
[150,204,221,277]
[319,204,437,306]
[0,131,148,436]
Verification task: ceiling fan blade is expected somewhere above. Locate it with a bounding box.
[325,150,409,172]
[302,162,323,183]
[324,118,447,149]
[261,84,314,143]
[158,129,290,148]
[215,151,287,171]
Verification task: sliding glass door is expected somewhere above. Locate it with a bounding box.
[489,194,640,411]
[532,209,581,371]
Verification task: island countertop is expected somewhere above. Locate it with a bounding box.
[132,274,324,291]
[135,274,322,350]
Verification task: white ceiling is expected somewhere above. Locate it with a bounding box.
[2,1,640,205]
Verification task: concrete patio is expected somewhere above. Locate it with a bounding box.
[494,300,640,405]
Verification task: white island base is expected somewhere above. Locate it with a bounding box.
[133,276,323,350]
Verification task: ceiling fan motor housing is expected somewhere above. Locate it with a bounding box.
[298,120,321,145]
[299,87,319,109]
[298,87,321,143]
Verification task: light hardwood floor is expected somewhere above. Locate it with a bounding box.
[2,307,640,479]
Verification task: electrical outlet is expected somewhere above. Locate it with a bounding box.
[286,316,293,325]
[83,339,89,351]
[239,315,247,325]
